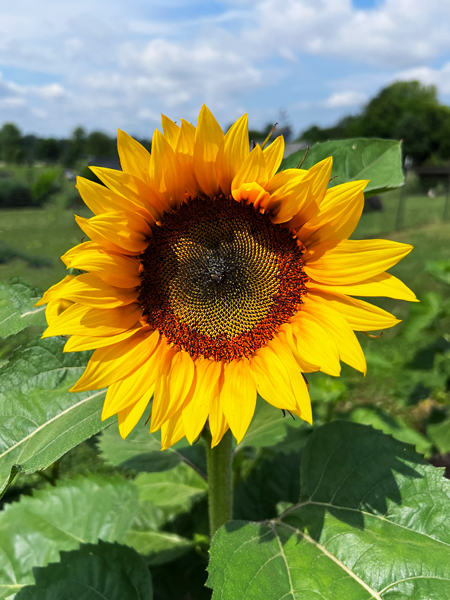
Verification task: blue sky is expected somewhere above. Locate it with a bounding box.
[0,0,449,138]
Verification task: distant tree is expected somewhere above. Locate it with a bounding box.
[0,123,24,164]
[22,134,38,165]
[62,126,87,167]
[35,138,62,163]
[86,131,115,158]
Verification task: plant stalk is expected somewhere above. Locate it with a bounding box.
[203,428,233,538]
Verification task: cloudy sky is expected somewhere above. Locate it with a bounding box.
[1,0,449,139]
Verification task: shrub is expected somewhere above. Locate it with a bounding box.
[0,180,33,208]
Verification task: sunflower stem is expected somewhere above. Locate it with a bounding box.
[203,428,233,538]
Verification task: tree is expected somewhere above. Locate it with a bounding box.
[86,131,115,158]
[0,123,24,164]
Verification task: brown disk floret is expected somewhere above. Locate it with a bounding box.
[139,196,308,361]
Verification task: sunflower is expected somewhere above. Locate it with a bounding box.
[37,106,416,449]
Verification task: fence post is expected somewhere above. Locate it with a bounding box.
[443,172,450,221]
[395,184,406,231]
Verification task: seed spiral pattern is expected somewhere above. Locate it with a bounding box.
[139,196,308,360]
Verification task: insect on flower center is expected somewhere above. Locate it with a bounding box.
[139,196,308,361]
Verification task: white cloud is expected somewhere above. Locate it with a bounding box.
[323,90,368,108]
[394,62,450,95]
[0,0,449,136]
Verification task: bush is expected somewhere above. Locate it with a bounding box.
[32,170,59,202]
[0,180,33,208]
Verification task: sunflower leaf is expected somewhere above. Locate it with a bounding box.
[123,530,194,565]
[0,336,113,498]
[0,278,46,339]
[280,138,404,197]
[427,418,450,455]
[0,476,140,599]
[207,421,450,599]
[15,541,153,600]
[98,413,207,476]
[134,462,208,516]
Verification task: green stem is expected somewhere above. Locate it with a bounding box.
[203,428,233,538]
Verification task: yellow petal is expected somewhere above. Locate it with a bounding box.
[102,363,157,419]
[64,325,141,352]
[161,115,180,149]
[71,328,160,392]
[307,273,418,302]
[277,322,320,372]
[35,275,75,307]
[76,176,154,221]
[296,180,368,247]
[75,211,151,255]
[117,390,153,439]
[161,409,186,450]
[117,129,151,184]
[307,157,333,205]
[307,289,400,331]
[264,170,315,224]
[193,105,224,197]
[176,119,199,197]
[231,181,271,209]
[302,297,366,374]
[231,144,268,191]
[182,359,221,444]
[43,302,142,339]
[303,239,413,285]
[216,114,250,195]
[90,167,168,221]
[263,136,284,180]
[56,273,138,309]
[220,359,256,443]
[151,348,196,432]
[286,311,341,377]
[149,129,185,210]
[45,298,73,326]
[61,244,141,288]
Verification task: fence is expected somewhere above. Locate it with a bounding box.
[355,170,450,239]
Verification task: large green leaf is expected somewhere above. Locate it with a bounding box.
[0,336,112,497]
[208,421,450,599]
[280,138,404,197]
[124,530,194,566]
[0,476,139,599]
[16,541,153,600]
[402,291,446,341]
[0,278,46,339]
[134,462,207,514]
[428,419,450,454]
[99,413,207,477]
[426,259,450,286]
[348,406,432,456]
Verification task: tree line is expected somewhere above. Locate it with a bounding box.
[0,125,152,168]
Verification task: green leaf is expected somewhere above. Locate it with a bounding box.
[0,336,112,497]
[426,259,450,286]
[123,530,193,565]
[280,138,404,197]
[0,278,46,339]
[0,476,139,599]
[15,541,153,600]
[428,419,450,454]
[348,406,432,456]
[134,462,207,514]
[236,397,312,451]
[208,421,450,599]
[98,413,206,476]
[402,291,444,341]
[234,450,302,521]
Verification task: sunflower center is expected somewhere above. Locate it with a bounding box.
[139,196,308,361]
